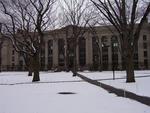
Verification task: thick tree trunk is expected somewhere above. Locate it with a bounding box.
[0,46,2,72]
[125,51,135,83]
[32,54,40,82]
[72,48,77,76]
[98,47,102,72]
[28,57,33,76]
[28,70,32,76]
[28,65,33,76]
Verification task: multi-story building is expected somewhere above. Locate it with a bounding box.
[0,23,150,71]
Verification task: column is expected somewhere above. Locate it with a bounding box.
[118,51,122,70]
[45,40,48,70]
[76,44,79,67]
[108,36,112,70]
[53,39,58,68]
[86,35,93,67]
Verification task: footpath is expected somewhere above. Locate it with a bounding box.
[77,73,150,106]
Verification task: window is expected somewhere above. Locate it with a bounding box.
[40,45,45,70]
[19,60,23,70]
[12,56,15,62]
[102,46,108,52]
[40,47,45,57]
[144,51,148,57]
[102,54,109,70]
[92,37,99,69]
[101,36,109,70]
[143,43,147,49]
[79,37,86,66]
[111,35,118,53]
[101,36,107,43]
[12,50,15,55]
[48,40,53,69]
[143,35,147,41]
[67,38,75,68]
[40,57,45,70]
[134,61,139,69]
[58,39,65,66]
[102,54,108,61]
[134,53,138,60]
[19,60,23,65]
[144,59,148,69]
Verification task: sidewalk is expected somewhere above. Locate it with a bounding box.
[77,73,150,106]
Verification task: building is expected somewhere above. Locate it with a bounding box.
[0,23,150,71]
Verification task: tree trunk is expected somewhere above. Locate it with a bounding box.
[98,47,102,72]
[0,46,2,72]
[72,45,77,76]
[28,70,32,76]
[125,51,135,83]
[32,54,40,82]
[28,65,33,76]
[28,57,33,76]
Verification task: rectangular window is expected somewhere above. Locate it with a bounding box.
[102,55,108,61]
[48,40,53,69]
[12,56,15,62]
[134,53,138,60]
[143,35,147,41]
[12,63,15,66]
[101,36,107,43]
[143,43,147,49]
[144,59,148,69]
[40,57,45,70]
[92,37,99,70]
[144,51,148,57]
[12,50,15,55]
[58,39,65,66]
[79,37,86,66]
[40,45,45,70]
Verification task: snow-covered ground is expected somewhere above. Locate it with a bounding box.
[80,70,150,97]
[0,71,150,113]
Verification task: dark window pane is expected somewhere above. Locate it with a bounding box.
[143,35,147,41]
[79,37,86,66]
[144,51,148,57]
[143,43,147,49]
[48,40,53,69]
[58,39,65,66]
[144,59,148,69]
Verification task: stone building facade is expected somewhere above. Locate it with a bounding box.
[0,23,150,71]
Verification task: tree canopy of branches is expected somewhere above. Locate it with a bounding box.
[59,0,94,75]
[0,0,56,82]
[91,0,150,82]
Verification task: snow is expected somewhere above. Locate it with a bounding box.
[0,71,150,113]
[80,70,150,97]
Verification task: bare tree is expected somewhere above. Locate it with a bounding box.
[59,0,93,76]
[0,0,56,82]
[0,23,3,72]
[88,24,102,71]
[91,0,150,82]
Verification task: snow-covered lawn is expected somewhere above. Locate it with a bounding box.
[80,70,150,97]
[0,71,150,113]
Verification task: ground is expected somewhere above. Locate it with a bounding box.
[0,71,150,113]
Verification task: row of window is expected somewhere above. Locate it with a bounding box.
[12,50,15,66]
[92,35,149,70]
[143,35,148,69]
[46,38,87,69]
[10,34,149,70]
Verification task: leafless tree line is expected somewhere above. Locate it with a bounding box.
[0,0,56,82]
[90,0,150,82]
[0,0,149,83]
